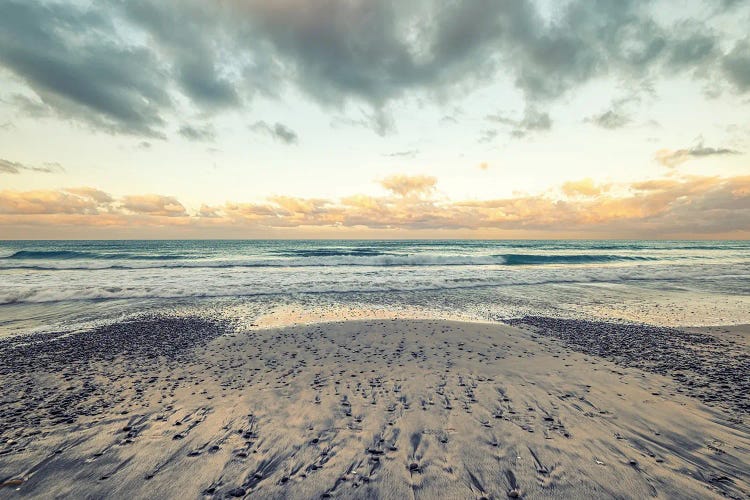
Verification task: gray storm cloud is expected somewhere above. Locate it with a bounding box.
[0,0,748,137]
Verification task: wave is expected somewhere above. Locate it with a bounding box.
[3,250,189,261]
[5,250,97,259]
[6,247,398,260]
[0,252,660,270]
[498,253,652,265]
[271,247,396,257]
[2,270,743,306]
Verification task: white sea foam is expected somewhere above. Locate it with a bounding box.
[1,240,748,335]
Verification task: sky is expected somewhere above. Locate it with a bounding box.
[0,0,749,239]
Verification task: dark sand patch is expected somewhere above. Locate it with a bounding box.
[506,316,750,416]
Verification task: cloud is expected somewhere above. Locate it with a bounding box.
[179,124,215,142]
[2,175,749,237]
[245,0,749,122]
[197,204,222,218]
[0,189,102,215]
[250,121,299,144]
[723,38,750,92]
[0,158,64,175]
[478,129,499,143]
[5,94,52,118]
[0,1,172,137]
[379,174,437,197]
[587,109,630,130]
[667,27,718,70]
[487,107,551,138]
[561,179,609,197]
[120,194,187,217]
[655,142,742,167]
[118,0,241,110]
[266,196,329,215]
[215,174,750,235]
[0,187,184,218]
[2,0,749,137]
[62,187,114,203]
[385,150,418,158]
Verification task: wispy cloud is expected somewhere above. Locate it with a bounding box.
[655,142,742,167]
[561,178,609,197]
[0,158,64,175]
[250,121,299,144]
[379,174,437,197]
[179,124,215,142]
[586,109,630,130]
[486,107,552,138]
[384,150,418,159]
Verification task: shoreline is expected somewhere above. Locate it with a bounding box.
[1,315,748,498]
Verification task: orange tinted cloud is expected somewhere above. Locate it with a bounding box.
[63,187,113,203]
[1,175,749,237]
[379,174,437,197]
[120,195,187,217]
[561,178,608,197]
[0,189,101,214]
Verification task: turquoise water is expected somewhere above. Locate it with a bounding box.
[1,240,748,335]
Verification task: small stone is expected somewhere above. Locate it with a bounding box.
[227,487,246,497]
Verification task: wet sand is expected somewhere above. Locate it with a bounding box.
[1,315,748,499]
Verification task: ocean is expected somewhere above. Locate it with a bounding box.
[1,240,748,337]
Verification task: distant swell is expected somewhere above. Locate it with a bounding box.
[5,250,95,259]
[4,250,188,261]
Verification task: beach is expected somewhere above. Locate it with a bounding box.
[1,312,748,499]
[1,240,749,498]
[3,0,750,496]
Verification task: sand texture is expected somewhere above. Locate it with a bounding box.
[1,316,749,499]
